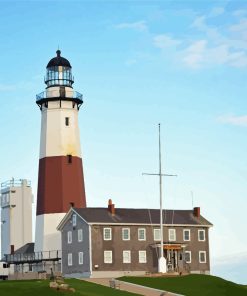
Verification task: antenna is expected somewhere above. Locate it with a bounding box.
[142,123,177,273]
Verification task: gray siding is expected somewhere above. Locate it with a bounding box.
[60,212,211,277]
[91,225,210,274]
[91,225,156,273]
[61,213,91,277]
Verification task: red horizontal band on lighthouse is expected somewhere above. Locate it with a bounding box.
[37,155,86,215]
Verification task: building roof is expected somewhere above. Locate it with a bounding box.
[47,50,71,68]
[14,243,34,255]
[71,207,212,226]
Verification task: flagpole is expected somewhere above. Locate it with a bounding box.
[142,124,177,273]
[158,123,166,273]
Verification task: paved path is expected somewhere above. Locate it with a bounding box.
[84,278,183,296]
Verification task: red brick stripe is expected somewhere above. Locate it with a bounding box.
[36,156,86,215]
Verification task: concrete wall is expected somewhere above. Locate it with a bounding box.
[0,263,8,277]
[0,207,10,259]
[34,213,66,253]
[1,180,33,259]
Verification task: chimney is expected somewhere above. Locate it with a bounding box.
[108,199,115,215]
[193,207,200,218]
[70,202,74,208]
[10,245,15,255]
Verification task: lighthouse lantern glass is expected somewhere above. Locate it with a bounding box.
[45,66,73,88]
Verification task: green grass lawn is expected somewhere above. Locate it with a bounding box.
[119,274,247,296]
[0,279,139,296]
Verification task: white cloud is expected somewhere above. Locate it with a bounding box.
[227,51,247,67]
[182,40,247,69]
[229,18,247,40]
[153,34,181,49]
[191,15,206,30]
[150,7,247,69]
[115,21,147,32]
[209,7,225,17]
[181,12,247,69]
[191,15,220,41]
[233,9,247,17]
[182,40,207,68]
[217,114,247,127]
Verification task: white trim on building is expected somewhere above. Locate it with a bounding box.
[122,228,130,240]
[138,228,146,241]
[139,251,147,263]
[103,228,112,240]
[183,229,190,241]
[199,251,207,263]
[185,251,191,263]
[198,229,206,241]
[104,251,112,264]
[123,250,131,263]
[168,229,176,241]
[68,253,72,266]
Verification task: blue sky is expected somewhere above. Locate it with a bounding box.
[0,0,247,283]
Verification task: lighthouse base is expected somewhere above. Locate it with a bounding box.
[34,213,66,253]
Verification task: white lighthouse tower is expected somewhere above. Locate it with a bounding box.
[35,50,86,254]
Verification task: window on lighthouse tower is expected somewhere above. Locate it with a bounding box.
[67,155,72,164]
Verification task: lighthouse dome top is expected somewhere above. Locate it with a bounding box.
[47,50,71,68]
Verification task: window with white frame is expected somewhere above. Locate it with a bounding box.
[104,251,112,263]
[123,250,131,263]
[198,230,205,241]
[138,228,146,241]
[78,252,83,265]
[153,229,161,241]
[183,229,190,241]
[67,231,72,244]
[185,251,191,263]
[168,229,176,241]
[72,214,77,227]
[122,228,130,240]
[68,253,72,266]
[199,251,207,263]
[103,228,112,240]
[139,250,147,263]
[78,229,83,242]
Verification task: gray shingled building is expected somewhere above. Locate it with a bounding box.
[57,200,213,278]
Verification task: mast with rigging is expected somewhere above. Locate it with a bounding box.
[143,123,177,273]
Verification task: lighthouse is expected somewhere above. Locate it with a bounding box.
[35,50,86,253]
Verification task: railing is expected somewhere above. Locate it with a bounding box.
[36,89,83,102]
[4,250,62,264]
[1,179,31,189]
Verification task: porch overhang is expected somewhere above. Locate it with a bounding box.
[150,242,187,250]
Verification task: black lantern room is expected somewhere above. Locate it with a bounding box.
[36,50,83,110]
[45,50,74,88]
